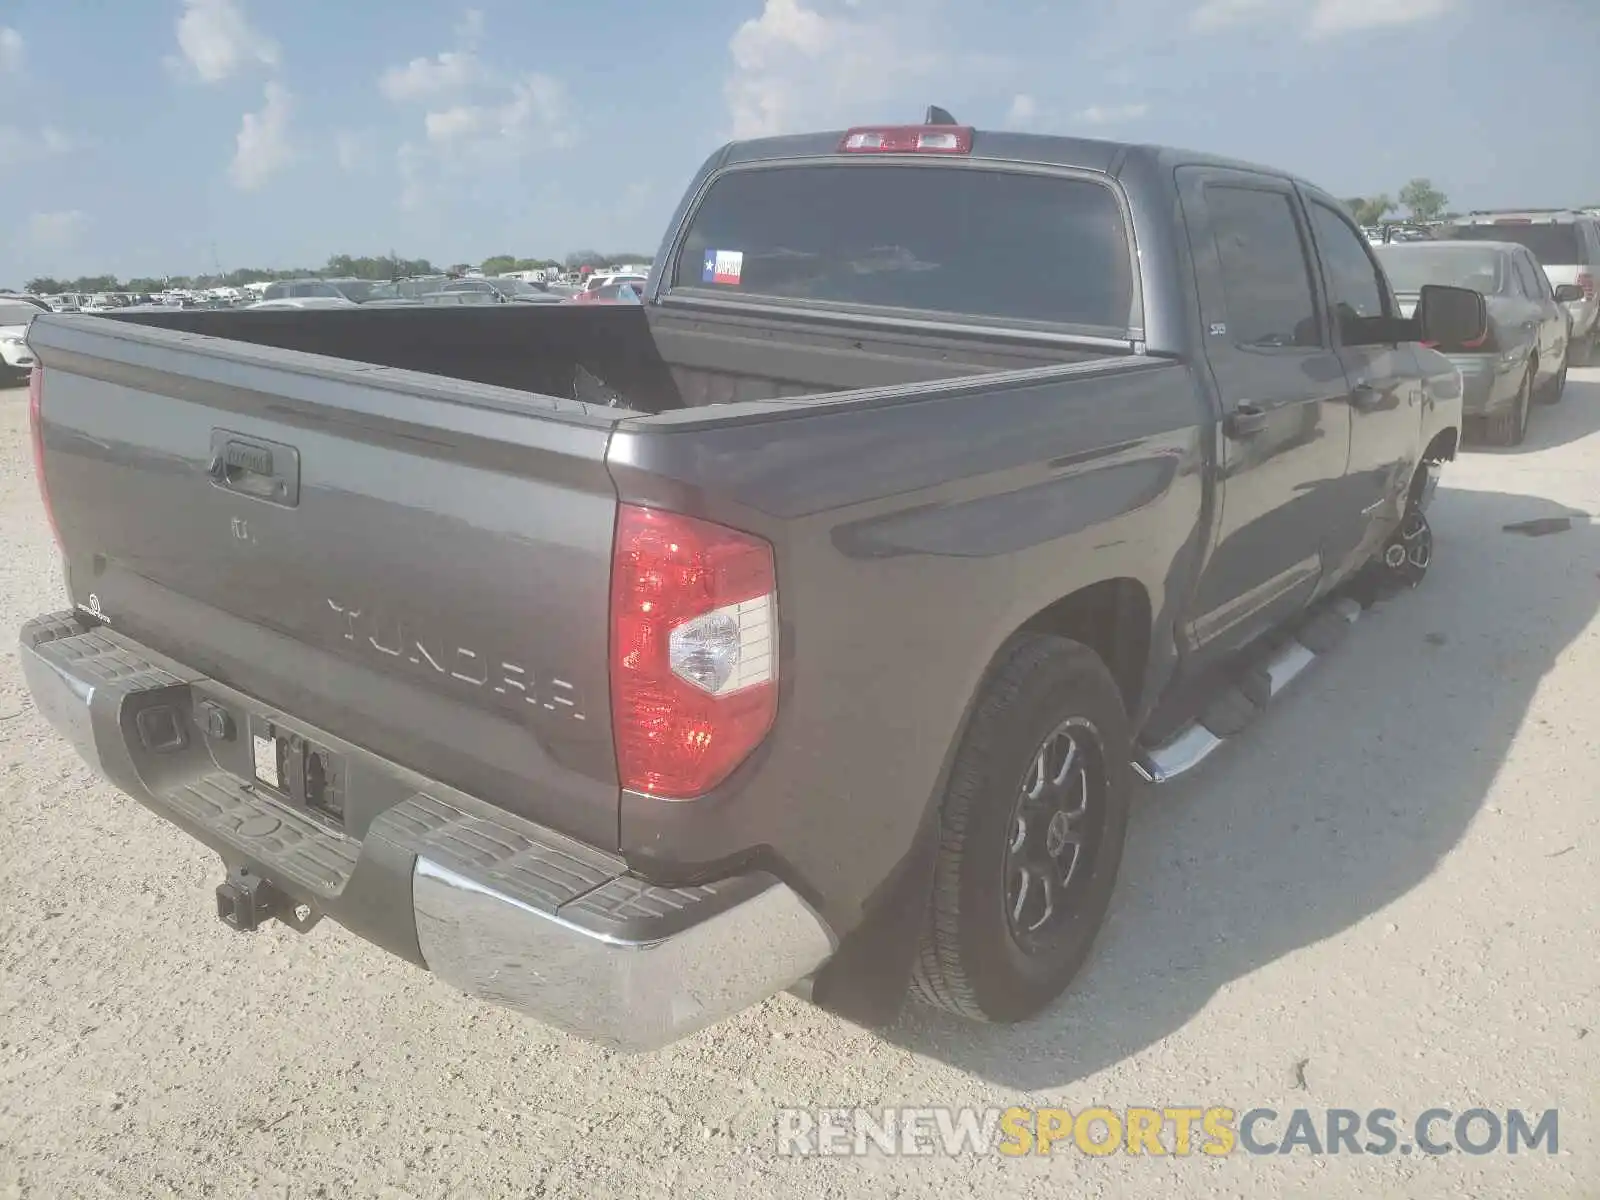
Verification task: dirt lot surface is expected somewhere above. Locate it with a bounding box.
[1,376,1597,1199]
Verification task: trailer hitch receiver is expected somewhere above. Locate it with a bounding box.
[215,865,282,932]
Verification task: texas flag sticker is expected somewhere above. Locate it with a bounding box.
[702,249,744,285]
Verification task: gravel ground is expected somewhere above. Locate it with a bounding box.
[1,375,1597,1199]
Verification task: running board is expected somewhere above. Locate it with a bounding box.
[1133,596,1363,784]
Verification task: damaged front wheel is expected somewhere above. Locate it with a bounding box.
[1355,504,1433,605]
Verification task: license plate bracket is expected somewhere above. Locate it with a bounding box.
[249,720,346,825]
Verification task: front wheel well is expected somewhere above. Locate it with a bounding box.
[1406,430,1458,509]
[1015,578,1152,715]
[1423,427,1458,464]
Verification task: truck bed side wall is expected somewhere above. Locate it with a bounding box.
[112,306,683,411]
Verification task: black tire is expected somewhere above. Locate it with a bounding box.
[1539,360,1568,405]
[1482,368,1533,447]
[911,635,1131,1023]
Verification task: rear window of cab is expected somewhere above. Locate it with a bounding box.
[669,163,1136,332]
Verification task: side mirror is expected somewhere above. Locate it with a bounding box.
[1554,283,1585,304]
[1416,283,1488,348]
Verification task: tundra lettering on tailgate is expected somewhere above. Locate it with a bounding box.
[325,598,587,723]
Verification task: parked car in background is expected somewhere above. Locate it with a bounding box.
[1438,210,1600,366]
[0,294,50,313]
[581,272,647,293]
[251,279,366,309]
[563,280,644,304]
[1377,222,1435,244]
[0,300,42,379]
[1377,240,1579,446]
[432,276,566,304]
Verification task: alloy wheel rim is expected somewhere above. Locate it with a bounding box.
[1002,717,1108,952]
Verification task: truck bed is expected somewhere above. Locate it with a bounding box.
[111,304,1101,415]
[26,306,1135,858]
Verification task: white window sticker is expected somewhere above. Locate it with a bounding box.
[701,249,744,286]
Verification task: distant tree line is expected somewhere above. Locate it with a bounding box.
[20,249,656,296]
[1343,178,1454,226]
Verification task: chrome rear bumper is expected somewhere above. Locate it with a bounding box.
[414,859,835,1049]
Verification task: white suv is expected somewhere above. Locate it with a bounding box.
[1441,211,1600,365]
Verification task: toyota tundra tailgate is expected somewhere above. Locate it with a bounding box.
[25,313,624,849]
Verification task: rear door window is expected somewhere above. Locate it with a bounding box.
[1512,253,1545,299]
[670,163,1136,331]
[1446,223,1582,265]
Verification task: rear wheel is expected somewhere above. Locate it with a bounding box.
[1482,368,1533,447]
[912,635,1131,1022]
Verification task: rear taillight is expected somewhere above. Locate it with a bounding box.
[27,364,59,545]
[1578,271,1595,301]
[838,125,973,154]
[610,504,778,798]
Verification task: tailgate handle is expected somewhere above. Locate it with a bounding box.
[208,430,301,506]
[218,442,273,477]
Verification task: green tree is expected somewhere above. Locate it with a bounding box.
[1399,178,1448,223]
[1344,195,1394,226]
[25,278,65,294]
[480,254,519,276]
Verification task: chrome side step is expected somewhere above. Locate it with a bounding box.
[1133,596,1363,784]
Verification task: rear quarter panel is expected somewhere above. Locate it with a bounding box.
[606,359,1209,928]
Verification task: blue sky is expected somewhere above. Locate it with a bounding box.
[1,0,1596,283]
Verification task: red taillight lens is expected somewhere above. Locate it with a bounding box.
[28,364,59,545]
[1578,271,1595,301]
[610,504,779,798]
[838,125,973,154]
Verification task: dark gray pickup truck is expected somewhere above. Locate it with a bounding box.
[19,115,1485,1050]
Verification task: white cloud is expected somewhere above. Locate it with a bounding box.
[24,210,88,251]
[724,0,947,140]
[1076,102,1150,125]
[1190,0,1282,31]
[0,27,22,74]
[1006,93,1039,127]
[1309,0,1455,35]
[229,81,292,189]
[384,15,577,208]
[0,124,78,166]
[422,74,574,154]
[379,50,482,102]
[173,0,278,83]
[1190,0,1457,34]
